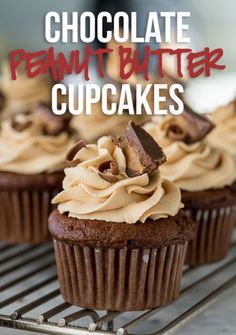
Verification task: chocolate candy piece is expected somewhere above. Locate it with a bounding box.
[33,102,71,136]
[98,160,120,182]
[166,104,215,144]
[119,122,166,177]
[65,140,87,167]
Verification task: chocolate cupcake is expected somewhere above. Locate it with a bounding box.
[49,122,195,311]
[144,109,236,266]
[0,104,76,244]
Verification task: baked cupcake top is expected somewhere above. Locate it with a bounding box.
[52,122,183,223]
[0,103,75,174]
[144,109,236,192]
[208,99,236,157]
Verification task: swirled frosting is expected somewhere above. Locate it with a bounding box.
[144,116,174,147]
[144,117,236,191]
[52,136,182,223]
[208,100,236,157]
[0,63,53,114]
[0,114,75,174]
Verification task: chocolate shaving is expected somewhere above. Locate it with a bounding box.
[98,160,120,182]
[66,140,87,167]
[165,104,215,144]
[119,122,166,177]
[33,102,71,136]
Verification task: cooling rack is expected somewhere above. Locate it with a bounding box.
[0,234,236,335]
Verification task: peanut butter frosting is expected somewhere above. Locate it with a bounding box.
[144,116,174,147]
[208,100,236,157]
[0,114,75,174]
[144,117,236,192]
[52,136,182,223]
[0,63,53,114]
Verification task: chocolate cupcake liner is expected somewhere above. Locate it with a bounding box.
[0,188,59,244]
[185,205,236,266]
[53,240,188,311]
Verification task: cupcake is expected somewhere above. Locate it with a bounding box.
[49,122,195,311]
[0,104,76,244]
[144,109,236,266]
[208,99,236,158]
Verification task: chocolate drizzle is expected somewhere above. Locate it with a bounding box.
[119,122,166,177]
[165,105,215,144]
[65,140,87,167]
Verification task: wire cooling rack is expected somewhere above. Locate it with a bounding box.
[0,233,236,335]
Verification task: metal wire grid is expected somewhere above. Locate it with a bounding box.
[0,236,236,335]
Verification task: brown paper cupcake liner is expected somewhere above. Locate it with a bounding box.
[0,188,59,244]
[53,240,188,311]
[185,205,236,266]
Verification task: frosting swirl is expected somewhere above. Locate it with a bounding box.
[144,117,236,191]
[0,114,75,174]
[52,136,182,223]
[208,100,236,157]
[0,63,53,114]
[144,116,174,147]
